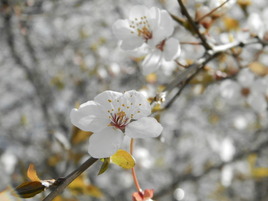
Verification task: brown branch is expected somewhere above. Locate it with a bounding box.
[161,37,265,111]
[43,157,98,201]
[177,0,211,50]
[164,37,262,94]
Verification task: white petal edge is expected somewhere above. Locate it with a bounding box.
[129,5,149,20]
[88,126,124,158]
[141,50,162,75]
[112,20,144,50]
[123,90,151,119]
[163,38,181,61]
[125,117,163,138]
[94,90,122,111]
[70,101,109,132]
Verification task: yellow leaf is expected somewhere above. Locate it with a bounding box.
[53,196,78,201]
[85,185,103,198]
[110,149,135,169]
[146,73,157,84]
[223,16,239,31]
[68,175,103,198]
[252,168,268,178]
[249,62,268,76]
[237,0,251,6]
[14,181,45,198]
[71,126,93,145]
[27,164,41,182]
[98,158,110,175]
[152,104,162,113]
[0,187,22,201]
[47,154,62,167]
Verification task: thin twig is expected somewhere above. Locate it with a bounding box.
[177,0,211,50]
[163,66,203,110]
[163,37,262,95]
[43,157,98,201]
[196,0,230,23]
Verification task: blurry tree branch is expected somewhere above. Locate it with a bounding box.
[154,130,268,199]
[196,0,230,23]
[163,37,267,110]
[43,157,98,201]
[177,0,211,50]
[3,9,55,133]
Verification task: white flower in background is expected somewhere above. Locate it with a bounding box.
[220,69,268,114]
[70,90,163,158]
[113,5,180,75]
[247,8,268,39]
[141,37,180,75]
[209,0,237,16]
[195,6,213,29]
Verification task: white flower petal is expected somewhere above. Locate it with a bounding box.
[129,5,149,20]
[163,38,181,61]
[237,69,255,87]
[94,90,122,111]
[88,127,124,158]
[112,20,144,50]
[149,9,174,45]
[220,80,241,100]
[247,93,267,114]
[141,50,162,75]
[123,90,151,119]
[70,101,109,132]
[125,117,163,138]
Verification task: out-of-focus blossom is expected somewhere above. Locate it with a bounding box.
[247,8,268,40]
[70,90,163,158]
[132,189,154,201]
[220,69,268,114]
[209,0,237,17]
[195,6,213,29]
[141,37,180,75]
[113,5,180,75]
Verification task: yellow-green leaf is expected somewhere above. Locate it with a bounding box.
[98,158,110,175]
[110,150,135,169]
[14,181,45,198]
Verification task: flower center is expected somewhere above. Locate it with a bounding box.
[129,16,153,42]
[241,87,250,97]
[156,39,166,51]
[109,111,130,130]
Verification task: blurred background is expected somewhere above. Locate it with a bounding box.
[0,0,268,200]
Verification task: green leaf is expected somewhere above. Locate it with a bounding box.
[98,158,110,175]
[110,149,135,169]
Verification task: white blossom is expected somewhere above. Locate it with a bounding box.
[141,37,180,75]
[220,69,268,114]
[70,90,163,158]
[247,8,268,39]
[113,5,180,74]
[209,0,237,16]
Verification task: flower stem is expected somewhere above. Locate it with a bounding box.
[130,138,142,193]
